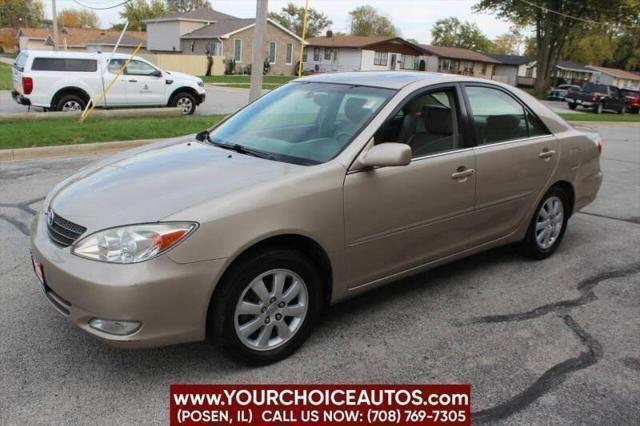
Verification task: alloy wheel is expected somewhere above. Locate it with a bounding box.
[234,268,308,351]
[62,100,82,112]
[535,196,564,250]
[176,97,193,114]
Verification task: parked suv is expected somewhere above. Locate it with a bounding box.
[12,50,206,114]
[566,83,626,114]
[547,84,580,101]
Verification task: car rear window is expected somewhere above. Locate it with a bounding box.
[582,83,607,94]
[31,58,97,72]
[14,52,28,72]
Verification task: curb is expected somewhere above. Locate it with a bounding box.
[0,139,158,162]
[0,107,183,122]
[567,120,640,128]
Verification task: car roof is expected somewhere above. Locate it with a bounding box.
[297,71,485,90]
[22,50,140,60]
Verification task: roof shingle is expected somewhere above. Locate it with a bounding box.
[419,45,500,64]
[587,65,640,81]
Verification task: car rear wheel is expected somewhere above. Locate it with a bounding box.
[55,94,86,112]
[170,92,196,115]
[209,247,323,365]
[594,103,603,114]
[517,187,569,260]
[568,103,577,110]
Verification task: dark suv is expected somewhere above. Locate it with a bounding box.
[566,83,626,114]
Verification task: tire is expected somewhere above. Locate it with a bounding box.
[170,92,196,115]
[568,103,577,110]
[516,187,569,260]
[593,103,603,114]
[55,94,86,112]
[208,247,323,365]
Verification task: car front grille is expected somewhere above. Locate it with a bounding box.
[46,210,87,248]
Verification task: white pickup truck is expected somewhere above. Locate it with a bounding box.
[12,50,206,114]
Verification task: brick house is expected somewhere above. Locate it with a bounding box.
[144,8,304,75]
[418,45,500,79]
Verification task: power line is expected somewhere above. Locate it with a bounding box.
[518,0,639,30]
[70,0,133,10]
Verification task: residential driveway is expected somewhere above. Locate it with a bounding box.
[0,85,251,115]
[0,126,639,424]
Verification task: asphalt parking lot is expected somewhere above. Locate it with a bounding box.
[1,125,639,424]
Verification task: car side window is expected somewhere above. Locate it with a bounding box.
[526,110,550,138]
[465,86,529,145]
[126,60,158,76]
[108,59,125,74]
[375,88,462,158]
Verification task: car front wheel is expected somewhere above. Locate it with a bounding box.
[170,92,196,115]
[209,248,323,365]
[517,187,569,260]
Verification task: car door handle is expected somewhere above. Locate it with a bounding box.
[451,167,475,180]
[539,149,556,159]
[128,79,138,83]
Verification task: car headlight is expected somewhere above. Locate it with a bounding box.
[72,222,197,264]
[197,80,204,88]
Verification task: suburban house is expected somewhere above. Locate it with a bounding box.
[587,65,640,89]
[487,54,530,86]
[0,27,18,53]
[16,27,50,51]
[518,60,594,87]
[418,45,500,79]
[144,8,304,75]
[16,27,146,52]
[302,34,426,72]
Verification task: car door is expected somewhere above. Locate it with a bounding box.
[124,59,166,106]
[462,84,559,244]
[343,85,477,288]
[103,58,128,106]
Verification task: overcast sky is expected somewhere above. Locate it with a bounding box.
[49,0,513,44]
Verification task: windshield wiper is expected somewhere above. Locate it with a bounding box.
[198,131,275,160]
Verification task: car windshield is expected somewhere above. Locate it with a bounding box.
[208,82,394,165]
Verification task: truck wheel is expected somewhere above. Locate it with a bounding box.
[55,94,86,112]
[171,92,196,115]
[593,103,603,114]
[568,103,577,110]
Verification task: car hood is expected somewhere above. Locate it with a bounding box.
[167,71,200,82]
[49,138,302,231]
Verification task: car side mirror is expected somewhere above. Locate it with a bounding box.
[152,70,162,77]
[359,143,412,168]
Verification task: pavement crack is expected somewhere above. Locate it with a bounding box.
[0,214,30,236]
[456,263,640,326]
[472,315,603,424]
[0,196,44,217]
[577,211,640,225]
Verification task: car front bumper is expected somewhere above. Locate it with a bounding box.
[30,212,227,348]
[11,90,31,106]
[197,92,206,105]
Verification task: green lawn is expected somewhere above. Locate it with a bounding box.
[0,62,12,91]
[0,115,225,150]
[559,113,640,122]
[201,74,295,89]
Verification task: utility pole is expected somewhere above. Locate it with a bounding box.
[249,0,268,102]
[51,0,59,51]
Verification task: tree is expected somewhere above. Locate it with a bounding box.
[165,0,211,14]
[119,0,166,31]
[0,0,44,28]
[57,8,99,28]
[349,5,398,37]
[474,0,637,95]
[492,28,523,55]
[431,17,493,52]
[268,2,332,38]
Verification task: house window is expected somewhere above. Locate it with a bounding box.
[233,39,242,62]
[526,67,534,77]
[401,55,417,70]
[324,48,332,60]
[268,41,276,64]
[313,47,320,61]
[286,43,293,64]
[302,49,307,62]
[190,41,195,53]
[463,62,474,75]
[374,51,388,66]
[439,59,451,71]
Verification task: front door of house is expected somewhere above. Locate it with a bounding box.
[390,54,397,70]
